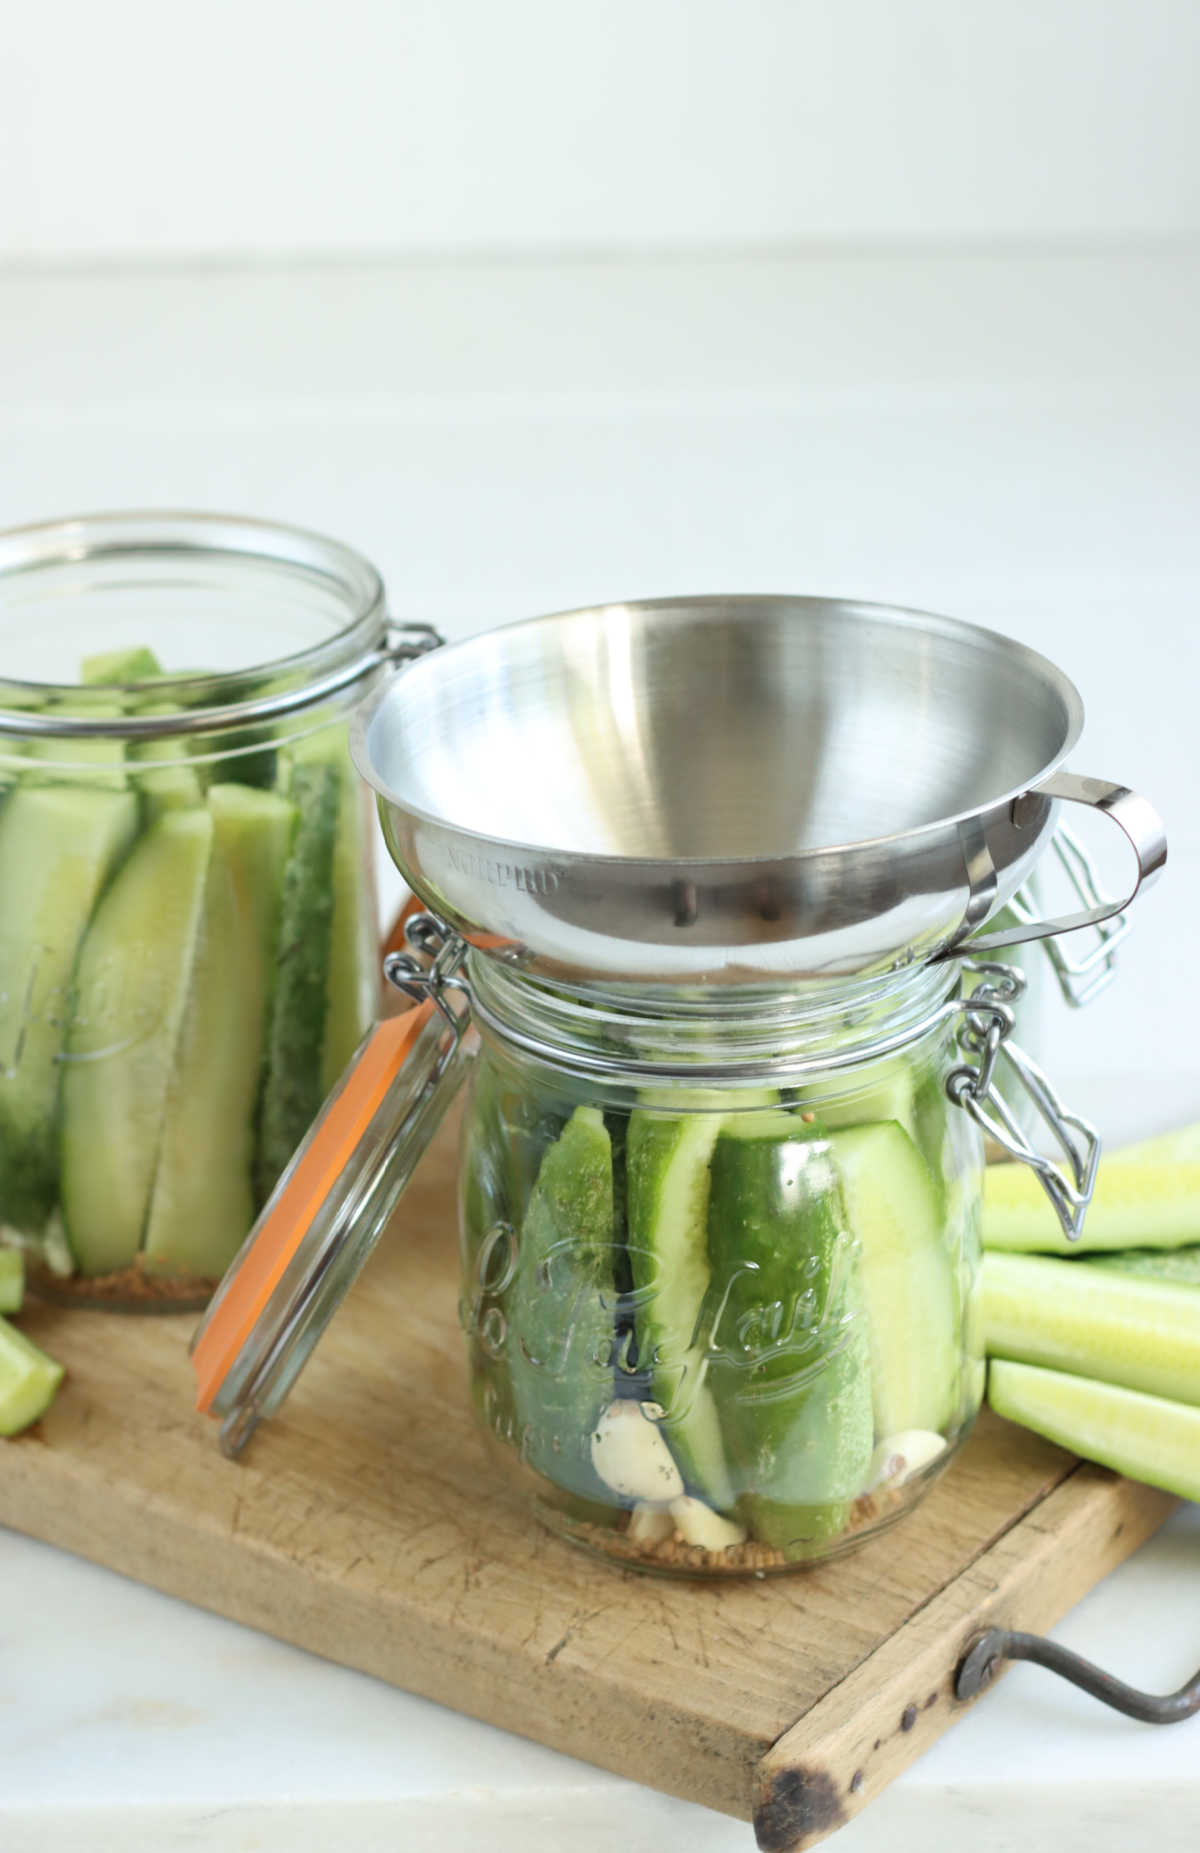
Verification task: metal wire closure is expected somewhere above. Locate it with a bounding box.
[1005,825,1131,1006]
[956,1629,1200,1723]
[946,962,1100,1239]
[0,621,444,738]
[383,913,471,1031]
[400,915,1101,1239]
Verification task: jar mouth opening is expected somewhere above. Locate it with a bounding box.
[466,950,965,1085]
[0,510,388,734]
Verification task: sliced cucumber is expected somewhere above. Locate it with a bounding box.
[128,701,204,815]
[718,1107,817,1141]
[627,1108,734,1512]
[1085,1245,1200,1288]
[981,1250,1200,1406]
[799,1056,918,1142]
[0,1248,24,1313]
[81,646,163,686]
[707,1122,873,1555]
[1,685,43,782]
[830,1120,960,1435]
[504,1105,617,1503]
[1111,1123,1200,1166]
[0,1315,63,1435]
[142,784,296,1280]
[988,1358,1200,1502]
[0,784,140,1232]
[27,697,127,788]
[60,807,214,1274]
[912,1069,955,1208]
[254,759,340,1200]
[983,1156,1200,1254]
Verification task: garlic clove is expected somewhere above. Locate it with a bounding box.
[866,1429,947,1491]
[627,1502,676,1544]
[669,1494,748,1551]
[590,1400,685,1502]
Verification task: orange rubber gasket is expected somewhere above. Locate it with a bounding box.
[192,1001,435,1415]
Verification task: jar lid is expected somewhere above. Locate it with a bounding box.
[191,998,468,1456]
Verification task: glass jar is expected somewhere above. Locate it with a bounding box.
[190,591,1162,1579]
[0,511,425,1309]
[455,953,984,1573]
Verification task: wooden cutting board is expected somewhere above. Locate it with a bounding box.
[0,1106,1176,1851]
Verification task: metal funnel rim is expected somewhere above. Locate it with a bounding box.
[351,592,1085,871]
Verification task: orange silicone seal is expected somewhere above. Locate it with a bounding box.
[191,1002,435,1415]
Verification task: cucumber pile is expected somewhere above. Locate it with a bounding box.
[981,1123,1200,1501]
[0,647,376,1292]
[0,1250,65,1436]
[461,1046,977,1565]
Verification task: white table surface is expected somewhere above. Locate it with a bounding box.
[1,246,1197,1849]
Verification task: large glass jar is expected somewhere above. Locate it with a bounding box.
[456,952,985,1574]
[0,512,418,1308]
[190,593,1158,1576]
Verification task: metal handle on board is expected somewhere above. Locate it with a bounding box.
[956,1628,1200,1724]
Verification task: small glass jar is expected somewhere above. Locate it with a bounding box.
[0,512,423,1309]
[454,952,985,1573]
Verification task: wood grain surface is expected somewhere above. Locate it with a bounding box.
[0,1107,1176,1846]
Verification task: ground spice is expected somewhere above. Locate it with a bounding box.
[569,1482,908,1574]
[29,1258,214,1312]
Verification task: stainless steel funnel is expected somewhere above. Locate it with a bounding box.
[352,596,1164,986]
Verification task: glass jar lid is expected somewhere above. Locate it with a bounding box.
[191,999,468,1457]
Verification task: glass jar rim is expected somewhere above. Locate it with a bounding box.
[0,509,389,734]
[465,949,966,1085]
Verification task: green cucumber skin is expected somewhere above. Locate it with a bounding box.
[1086,1245,1200,1288]
[283,726,378,1095]
[0,1247,24,1314]
[458,1064,522,1447]
[504,1106,617,1504]
[321,769,377,1092]
[830,1120,961,1436]
[459,1050,576,1447]
[60,807,214,1274]
[460,1047,568,1238]
[0,1313,64,1436]
[209,735,278,791]
[0,785,141,1234]
[627,1108,736,1512]
[706,1125,873,1556]
[981,1250,1200,1407]
[988,1359,1200,1502]
[254,760,340,1202]
[983,1158,1200,1254]
[458,1047,573,1436]
[141,785,296,1281]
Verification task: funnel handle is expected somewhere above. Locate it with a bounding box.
[947,772,1166,959]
